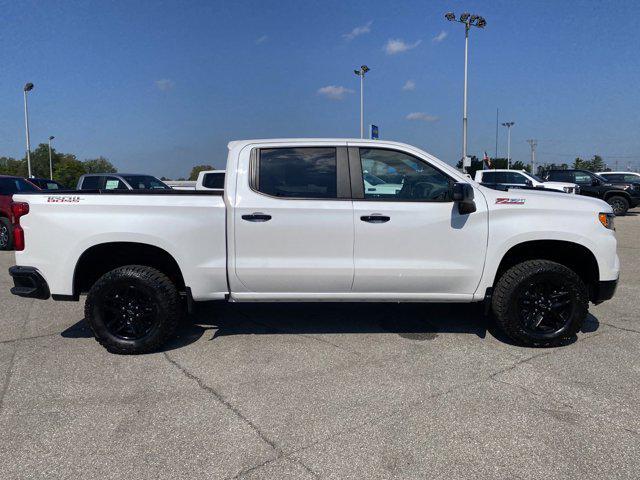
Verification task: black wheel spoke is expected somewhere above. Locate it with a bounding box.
[517,277,575,337]
[100,285,158,340]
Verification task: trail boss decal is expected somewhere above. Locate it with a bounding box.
[47,196,81,203]
[495,198,525,205]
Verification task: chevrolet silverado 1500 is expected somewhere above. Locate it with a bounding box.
[8,139,619,354]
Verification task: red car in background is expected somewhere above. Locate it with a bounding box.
[0,176,40,250]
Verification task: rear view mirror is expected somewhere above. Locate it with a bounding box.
[452,182,476,214]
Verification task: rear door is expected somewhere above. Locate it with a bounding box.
[349,146,488,297]
[233,144,354,294]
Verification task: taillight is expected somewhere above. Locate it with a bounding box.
[11,202,29,251]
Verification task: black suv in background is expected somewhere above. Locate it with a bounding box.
[545,169,640,216]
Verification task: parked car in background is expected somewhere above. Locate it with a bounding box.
[597,171,640,189]
[9,138,619,354]
[0,176,39,250]
[474,169,579,194]
[28,177,67,191]
[77,173,170,190]
[545,169,640,216]
[196,170,225,191]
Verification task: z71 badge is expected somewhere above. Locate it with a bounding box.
[495,198,525,205]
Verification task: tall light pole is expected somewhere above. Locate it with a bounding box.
[48,136,55,180]
[526,139,537,174]
[502,122,515,169]
[445,12,486,169]
[354,65,370,139]
[23,82,35,178]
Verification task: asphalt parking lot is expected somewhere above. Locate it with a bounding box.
[0,216,638,480]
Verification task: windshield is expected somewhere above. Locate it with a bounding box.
[0,177,39,194]
[528,173,544,182]
[121,175,170,189]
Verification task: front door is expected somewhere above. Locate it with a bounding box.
[350,146,488,298]
[233,145,354,294]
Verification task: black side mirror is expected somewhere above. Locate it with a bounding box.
[525,179,533,187]
[591,178,600,186]
[452,182,476,214]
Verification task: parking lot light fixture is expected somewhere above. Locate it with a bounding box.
[48,136,55,180]
[23,83,35,178]
[501,122,515,169]
[444,12,486,169]
[354,65,370,139]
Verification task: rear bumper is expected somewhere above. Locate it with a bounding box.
[8,266,50,300]
[591,278,618,305]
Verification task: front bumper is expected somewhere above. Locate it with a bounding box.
[9,266,50,300]
[591,278,618,305]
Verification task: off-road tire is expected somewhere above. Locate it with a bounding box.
[607,195,629,216]
[85,265,181,354]
[0,218,13,250]
[492,260,588,347]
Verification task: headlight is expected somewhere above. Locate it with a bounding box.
[598,212,615,230]
[563,186,571,193]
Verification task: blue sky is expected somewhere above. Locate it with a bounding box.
[1,0,639,178]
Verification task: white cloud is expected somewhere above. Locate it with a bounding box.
[384,38,422,55]
[154,79,175,91]
[406,112,438,122]
[317,85,354,100]
[432,30,448,43]
[256,35,268,44]
[343,21,373,41]
[402,80,416,91]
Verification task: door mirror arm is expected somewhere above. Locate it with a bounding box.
[452,182,476,215]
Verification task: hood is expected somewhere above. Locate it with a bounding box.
[542,181,576,189]
[478,184,611,213]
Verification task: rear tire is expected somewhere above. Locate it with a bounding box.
[0,218,13,250]
[85,265,181,354]
[492,260,588,347]
[607,195,629,216]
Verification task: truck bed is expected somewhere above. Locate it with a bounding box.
[12,190,229,301]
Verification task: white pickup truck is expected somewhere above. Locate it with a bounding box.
[8,139,619,354]
[474,169,579,194]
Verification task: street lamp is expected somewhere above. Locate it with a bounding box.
[48,136,55,180]
[23,82,34,178]
[501,122,515,169]
[444,12,486,169]
[354,65,370,139]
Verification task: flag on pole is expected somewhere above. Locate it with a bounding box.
[483,151,492,169]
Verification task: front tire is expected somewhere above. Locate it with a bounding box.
[492,260,588,347]
[0,218,13,250]
[85,265,181,354]
[607,195,629,216]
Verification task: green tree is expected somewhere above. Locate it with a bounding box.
[0,157,26,177]
[54,158,87,188]
[83,156,117,174]
[189,164,214,181]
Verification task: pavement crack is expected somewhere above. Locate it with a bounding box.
[600,322,640,334]
[489,351,552,380]
[295,458,321,479]
[0,331,59,345]
[0,299,34,414]
[163,352,281,456]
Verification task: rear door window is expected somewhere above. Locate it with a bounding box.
[80,176,101,189]
[202,172,225,189]
[256,148,337,198]
[504,172,528,185]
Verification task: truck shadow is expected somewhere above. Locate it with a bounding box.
[163,302,601,352]
[60,303,600,352]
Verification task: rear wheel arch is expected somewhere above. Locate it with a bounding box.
[494,240,599,300]
[73,242,186,297]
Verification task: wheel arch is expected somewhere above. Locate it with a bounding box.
[603,190,631,201]
[73,242,186,297]
[493,240,600,300]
